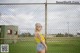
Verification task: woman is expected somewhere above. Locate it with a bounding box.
[35,23,47,53]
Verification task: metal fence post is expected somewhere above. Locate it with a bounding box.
[45,0,47,53]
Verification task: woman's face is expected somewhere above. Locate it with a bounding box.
[36,25,42,31]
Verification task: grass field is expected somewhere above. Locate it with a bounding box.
[9,37,80,53]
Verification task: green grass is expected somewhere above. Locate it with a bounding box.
[9,41,36,53]
[9,37,80,53]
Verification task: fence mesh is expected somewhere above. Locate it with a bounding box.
[0,2,80,53]
[0,4,45,53]
[47,5,80,36]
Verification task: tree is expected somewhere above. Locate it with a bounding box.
[56,33,64,37]
[19,32,32,37]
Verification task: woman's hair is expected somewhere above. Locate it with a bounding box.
[35,23,42,32]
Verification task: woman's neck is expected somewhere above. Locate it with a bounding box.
[36,30,42,33]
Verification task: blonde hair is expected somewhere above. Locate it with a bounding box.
[35,23,42,32]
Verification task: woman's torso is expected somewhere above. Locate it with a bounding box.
[35,32,45,43]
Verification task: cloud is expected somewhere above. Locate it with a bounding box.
[0,0,80,3]
[0,0,45,3]
[48,0,80,3]
[0,13,35,33]
[0,0,80,34]
[0,4,45,34]
[47,5,80,34]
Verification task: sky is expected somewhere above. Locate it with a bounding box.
[0,0,80,3]
[0,0,80,35]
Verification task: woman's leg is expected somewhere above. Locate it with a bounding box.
[37,48,45,53]
[41,49,45,53]
[37,51,41,53]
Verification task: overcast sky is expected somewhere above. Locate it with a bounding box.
[0,0,80,35]
[0,0,80,3]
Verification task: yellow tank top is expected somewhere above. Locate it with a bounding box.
[35,33,45,43]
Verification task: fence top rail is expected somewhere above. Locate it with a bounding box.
[0,3,80,5]
[0,3,45,5]
[0,38,19,40]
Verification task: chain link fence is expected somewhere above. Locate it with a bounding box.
[0,4,45,53]
[47,5,80,37]
[47,5,80,53]
[0,1,80,53]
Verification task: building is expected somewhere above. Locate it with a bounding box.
[0,25,18,43]
[77,33,80,37]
